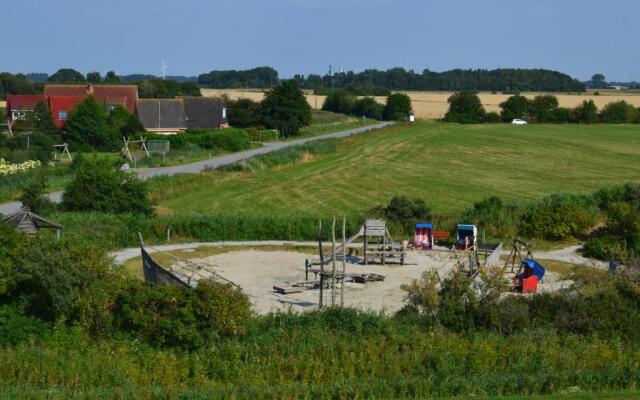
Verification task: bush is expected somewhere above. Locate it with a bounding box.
[322,89,357,115]
[574,100,599,124]
[383,93,412,121]
[382,196,431,234]
[520,194,598,240]
[61,158,154,215]
[443,91,485,123]
[352,97,384,120]
[600,100,639,123]
[483,111,502,123]
[227,98,261,128]
[499,94,530,122]
[112,279,250,349]
[18,172,55,215]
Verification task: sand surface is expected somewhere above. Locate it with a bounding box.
[166,248,569,315]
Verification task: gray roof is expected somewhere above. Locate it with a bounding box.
[183,97,227,129]
[2,207,62,234]
[136,99,187,130]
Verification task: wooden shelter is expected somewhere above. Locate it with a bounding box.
[2,207,63,239]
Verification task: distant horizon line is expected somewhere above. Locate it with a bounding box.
[9,66,639,84]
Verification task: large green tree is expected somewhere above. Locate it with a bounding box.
[66,96,116,151]
[383,93,412,121]
[227,98,261,128]
[443,91,485,123]
[591,74,607,89]
[61,158,153,215]
[107,105,144,138]
[48,68,85,83]
[499,95,530,122]
[260,80,312,137]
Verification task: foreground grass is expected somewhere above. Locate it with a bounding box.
[152,122,640,216]
[1,311,639,399]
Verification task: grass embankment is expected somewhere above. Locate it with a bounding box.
[151,122,640,216]
[296,110,377,139]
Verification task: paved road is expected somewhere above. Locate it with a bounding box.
[0,122,393,215]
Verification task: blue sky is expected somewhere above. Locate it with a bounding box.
[3,0,638,81]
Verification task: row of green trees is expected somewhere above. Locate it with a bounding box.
[321,90,413,120]
[294,67,586,94]
[444,91,640,124]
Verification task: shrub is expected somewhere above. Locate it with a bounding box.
[520,194,598,240]
[460,196,521,239]
[18,172,55,215]
[528,95,559,123]
[382,196,431,234]
[574,100,599,124]
[499,94,530,122]
[352,97,384,119]
[443,91,485,123]
[322,89,357,114]
[483,111,502,123]
[112,279,250,349]
[61,157,154,215]
[227,97,261,128]
[383,93,412,121]
[599,100,639,123]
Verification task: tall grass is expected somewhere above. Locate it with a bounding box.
[0,312,638,399]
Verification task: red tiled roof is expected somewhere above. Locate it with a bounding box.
[6,95,47,110]
[44,84,89,97]
[92,85,138,113]
[48,96,84,128]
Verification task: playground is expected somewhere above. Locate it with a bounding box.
[126,220,578,315]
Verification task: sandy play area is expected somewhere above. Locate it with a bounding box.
[162,247,570,315]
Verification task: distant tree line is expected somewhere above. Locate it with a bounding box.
[444,91,640,124]
[198,67,279,88]
[293,68,586,94]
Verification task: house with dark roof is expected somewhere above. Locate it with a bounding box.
[183,97,229,130]
[136,99,187,134]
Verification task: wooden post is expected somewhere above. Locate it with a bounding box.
[167,226,171,242]
[331,216,336,307]
[363,222,368,265]
[341,215,346,307]
[318,220,324,309]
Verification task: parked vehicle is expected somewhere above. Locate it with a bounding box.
[512,119,528,125]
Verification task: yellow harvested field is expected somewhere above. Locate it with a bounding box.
[202,88,640,120]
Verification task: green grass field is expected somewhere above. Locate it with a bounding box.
[152,122,640,216]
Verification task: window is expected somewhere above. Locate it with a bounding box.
[222,107,227,119]
[59,111,68,121]
[12,111,27,120]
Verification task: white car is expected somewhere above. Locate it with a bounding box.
[511,119,528,125]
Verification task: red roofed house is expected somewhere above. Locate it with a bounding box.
[44,84,138,114]
[4,84,141,129]
[5,95,47,124]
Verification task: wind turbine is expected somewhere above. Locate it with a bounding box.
[161,61,168,80]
